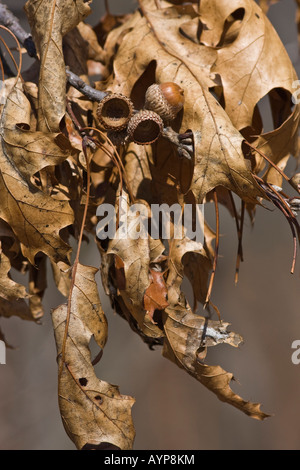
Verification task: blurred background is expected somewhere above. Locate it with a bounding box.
[0,0,300,450]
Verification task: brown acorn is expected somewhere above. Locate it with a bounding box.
[127,110,164,145]
[97,93,134,131]
[144,82,185,122]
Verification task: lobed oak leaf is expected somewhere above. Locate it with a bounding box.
[25,0,92,132]
[0,82,74,265]
[0,245,29,303]
[106,191,166,339]
[1,80,78,182]
[200,0,300,185]
[167,232,213,307]
[0,246,33,321]
[163,304,270,420]
[102,0,264,203]
[52,263,135,450]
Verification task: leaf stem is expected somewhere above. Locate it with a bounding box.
[245,140,297,190]
[235,200,245,285]
[60,143,91,374]
[204,189,219,309]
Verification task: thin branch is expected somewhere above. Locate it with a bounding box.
[0,3,37,57]
[66,68,108,102]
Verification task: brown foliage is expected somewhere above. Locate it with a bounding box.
[0,0,299,449]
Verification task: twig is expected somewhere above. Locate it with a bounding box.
[245,140,296,190]
[235,201,245,284]
[204,189,219,309]
[254,174,300,274]
[0,3,108,102]
[0,3,36,57]
[66,68,108,102]
[228,190,245,284]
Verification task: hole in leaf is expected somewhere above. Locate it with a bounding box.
[217,8,245,47]
[252,88,293,135]
[209,86,225,109]
[152,310,164,330]
[94,395,103,404]
[79,377,88,387]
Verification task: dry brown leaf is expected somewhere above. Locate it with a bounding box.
[1,80,77,182]
[50,260,71,298]
[163,305,270,420]
[102,0,264,204]
[28,254,47,321]
[167,234,212,307]
[143,269,169,321]
[93,5,132,48]
[63,27,89,76]
[201,0,297,129]
[0,245,29,303]
[0,246,33,321]
[25,0,92,132]
[77,22,106,63]
[107,192,166,339]
[123,142,154,202]
[199,0,300,186]
[1,0,298,444]
[0,81,74,264]
[52,263,135,450]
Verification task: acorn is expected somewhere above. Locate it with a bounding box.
[97,93,134,131]
[144,82,185,122]
[127,110,164,145]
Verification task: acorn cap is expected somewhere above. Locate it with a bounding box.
[97,93,134,131]
[144,82,185,122]
[127,110,164,145]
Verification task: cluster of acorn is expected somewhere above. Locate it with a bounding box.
[96,82,185,145]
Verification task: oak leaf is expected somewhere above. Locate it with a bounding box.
[163,304,270,420]
[52,263,135,450]
[102,0,265,203]
[0,246,33,321]
[25,0,92,132]
[0,81,74,264]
